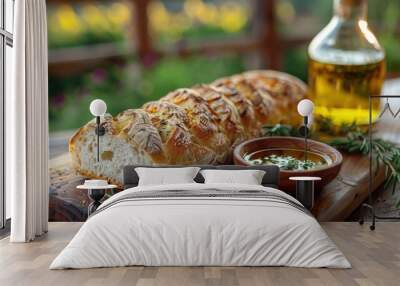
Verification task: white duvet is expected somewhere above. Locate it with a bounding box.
[50,183,351,269]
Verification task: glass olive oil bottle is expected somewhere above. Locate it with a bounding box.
[308,0,385,126]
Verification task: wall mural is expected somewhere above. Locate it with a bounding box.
[48,0,400,223]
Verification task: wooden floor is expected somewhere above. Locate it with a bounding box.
[0,222,399,286]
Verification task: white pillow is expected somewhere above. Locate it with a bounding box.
[135,167,200,186]
[200,169,266,185]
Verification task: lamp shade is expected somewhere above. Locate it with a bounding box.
[297,99,314,117]
[90,99,107,117]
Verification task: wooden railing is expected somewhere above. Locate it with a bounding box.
[47,0,312,76]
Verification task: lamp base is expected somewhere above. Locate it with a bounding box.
[295,180,314,210]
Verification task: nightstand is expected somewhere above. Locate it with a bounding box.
[77,184,117,216]
[289,176,321,210]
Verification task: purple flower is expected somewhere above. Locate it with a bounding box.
[52,93,65,108]
[91,68,107,84]
[142,52,159,67]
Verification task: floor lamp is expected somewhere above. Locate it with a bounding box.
[359,95,400,230]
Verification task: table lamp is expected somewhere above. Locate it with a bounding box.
[89,99,107,162]
[297,99,314,162]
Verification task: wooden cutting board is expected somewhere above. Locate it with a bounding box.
[313,111,400,220]
[313,153,384,221]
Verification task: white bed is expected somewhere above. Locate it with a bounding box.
[50,183,350,269]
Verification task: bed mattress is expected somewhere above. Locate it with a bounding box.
[50,183,350,269]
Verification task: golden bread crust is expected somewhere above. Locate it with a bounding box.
[69,70,308,185]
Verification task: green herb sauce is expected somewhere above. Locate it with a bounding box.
[244,154,324,170]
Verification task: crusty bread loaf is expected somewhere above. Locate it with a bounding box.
[213,70,306,125]
[192,84,247,147]
[69,70,308,187]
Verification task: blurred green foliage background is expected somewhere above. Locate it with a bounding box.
[48,0,400,132]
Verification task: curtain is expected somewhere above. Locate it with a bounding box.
[8,0,49,242]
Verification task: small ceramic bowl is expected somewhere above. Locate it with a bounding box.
[233,136,343,191]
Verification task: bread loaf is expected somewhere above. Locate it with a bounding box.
[69,70,308,187]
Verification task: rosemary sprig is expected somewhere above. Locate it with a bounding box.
[314,115,359,136]
[329,131,369,155]
[262,124,300,137]
[330,132,400,207]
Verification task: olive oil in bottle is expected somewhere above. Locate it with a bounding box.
[308,59,385,126]
[308,0,385,126]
